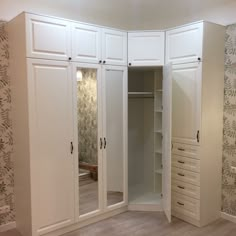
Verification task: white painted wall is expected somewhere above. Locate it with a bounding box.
[1,0,236,29]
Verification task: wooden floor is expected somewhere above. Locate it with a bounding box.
[3,211,236,236]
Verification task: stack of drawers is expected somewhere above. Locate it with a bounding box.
[171,143,200,224]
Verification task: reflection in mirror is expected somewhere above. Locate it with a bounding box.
[77,68,99,216]
[105,70,124,206]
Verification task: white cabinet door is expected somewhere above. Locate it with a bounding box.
[27,59,75,235]
[26,14,71,60]
[72,23,102,64]
[102,29,127,66]
[172,62,202,145]
[102,65,128,210]
[166,23,203,64]
[162,63,172,223]
[128,32,165,66]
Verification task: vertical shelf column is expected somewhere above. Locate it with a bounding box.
[154,71,163,193]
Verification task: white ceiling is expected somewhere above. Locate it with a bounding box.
[1,0,236,29]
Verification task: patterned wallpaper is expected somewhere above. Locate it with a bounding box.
[0,22,14,225]
[77,69,98,165]
[222,24,236,216]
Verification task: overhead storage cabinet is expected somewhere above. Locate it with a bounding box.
[128,32,165,66]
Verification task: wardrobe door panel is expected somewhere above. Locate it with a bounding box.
[26,14,71,60]
[27,59,75,235]
[73,63,103,219]
[103,66,128,209]
[72,23,102,63]
[102,29,127,66]
[166,23,203,64]
[172,63,202,145]
[128,32,165,66]
[162,63,172,222]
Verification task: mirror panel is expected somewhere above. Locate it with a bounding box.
[77,68,99,216]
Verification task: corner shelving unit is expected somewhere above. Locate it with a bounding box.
[154,72,163,194]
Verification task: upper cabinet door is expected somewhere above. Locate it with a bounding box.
[128,32,165,66]
[162,63,172,223]
[27,59,75,235]
[102,29,127,66]
[166,23,203,64]
[72,23,102,64]
[172,62,202,146]
[26,14,71,60]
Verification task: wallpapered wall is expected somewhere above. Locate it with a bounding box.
[0,22,14,226]
[0,21,236,226]
[222,23,236,216]
[77,69,98,165]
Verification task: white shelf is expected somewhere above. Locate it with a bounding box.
[155,169,163,174]
[155,89,163,92]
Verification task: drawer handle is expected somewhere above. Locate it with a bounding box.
[177,185,185,189]
[178,173,185,177]
[178,160,185,164]
[178,148,185,151]
[177,201,185,206]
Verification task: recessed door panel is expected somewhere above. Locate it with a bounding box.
[172,63,201,145]
[166,23,203,64]
[102,29,127,66]
[72,24,102,63]
[27,59,74,235]
[128,32,165,66]
[26,14,71,60]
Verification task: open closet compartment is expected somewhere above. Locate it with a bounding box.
[128,66,171,214]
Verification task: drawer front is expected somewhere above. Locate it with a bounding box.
[172,143,199,160]
[172,192,200,220]
[172,167,200,186]
[172,179,200,199]
[172,155,200,173]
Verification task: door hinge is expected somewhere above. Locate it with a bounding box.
[70,142,74,154]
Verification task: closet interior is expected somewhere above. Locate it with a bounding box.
[128,67,164,209]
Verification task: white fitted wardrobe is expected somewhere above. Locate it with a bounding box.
[8,11,225,236]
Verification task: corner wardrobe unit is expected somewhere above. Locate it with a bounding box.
[8,12,128,236]
[8,11,225,236]
[166,22,225,226]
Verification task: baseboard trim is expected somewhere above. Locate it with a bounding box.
[0,222,16,232]
[221,212,236,223]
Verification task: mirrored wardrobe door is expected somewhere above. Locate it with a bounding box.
[102,65,128,209]
[73,63,103,218]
